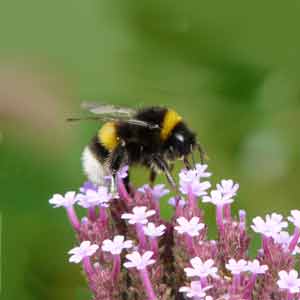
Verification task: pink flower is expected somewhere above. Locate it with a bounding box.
[174,217,205,237]
[101,235,133,255]
[277,270,300,293]
[49,191,77,208]
[202,190,234,207]
[216,179,239,199]
[138,184,169,200]
[184,257,218,278]
[68,241,99,263]
[121,206,156,225]
[123,251,155,270]
[179,281,212,298]
[288,210,300,228]
[226,258,248,275]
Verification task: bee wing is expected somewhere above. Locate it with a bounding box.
[81,101,136,117]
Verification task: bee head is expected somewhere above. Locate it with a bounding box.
[164,122,196,159]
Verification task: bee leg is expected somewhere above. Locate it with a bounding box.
[152,156,178,193]
[196,142,206,164]
[191,145,196,168]
[183,156,192,170]
[149,169,157,187]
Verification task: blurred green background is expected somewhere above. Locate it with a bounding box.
[1,0,300,299]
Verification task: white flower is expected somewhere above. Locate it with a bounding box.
[216,179,239,199]
[121,206,156,225]
[123,251,155,270]
[143,222,166,237]
[251,213,288,238]
[77,186,112,208]
[288,210,300,228]
[225,258,248,275]
[274,231,300,255]
[101,235,133,255]
[138,184,169,200]
[202,190,234,206]
[277,270,300,293]
[195,164,212,178]
[174,217,204,237]
[184,257,218,278]
[68,241,99,263]
[49,191,77,208]
[179,281,212,298]
[247,259,268,274]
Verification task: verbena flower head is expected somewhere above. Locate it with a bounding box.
[138,184,169,200]
[225,258,248,275]
[123,251,155,270]
[121,206,156,225]
[143,222,166,237]
[277,270,300,293]
[179,281,212,299]
[184,257,218,278]
[49,191,77,208]
[101,235,133,255]
[251,213,288,238]
[77,186,112,208]
[288,210,300,228]
[68,241,99,263]
[216,179,239,199]
[174,216,204,237]
[247,259,268,274]
[202,190,234,206]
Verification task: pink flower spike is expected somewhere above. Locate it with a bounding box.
[121,206,156,225]
[179,281,212,299]
[277,270,300,294]
[101,235,133,255]
[174,217,204,237]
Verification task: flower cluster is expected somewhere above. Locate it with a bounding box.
[49,163,300,300]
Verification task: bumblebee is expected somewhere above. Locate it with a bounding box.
[69,103,205,191]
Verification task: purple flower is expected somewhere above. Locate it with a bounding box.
[179,281,212,299]
[143,222,166,237]
[168,197,186,207]
[184,257,218,278]
[174,217,204,237]
[121,206,156,225]
[68,241,99,263]
[277,270,300,294]
[288,210,300,228]
[202,190,234,206]
[216,179,239,199]
[251,213,288,238]
[123,251,155,270]
[247,259,268,274]
[77,186,112,208]
[79,181,97,193]
[195,164,212,178]
[225,258,248,275]
[49,191,77,208]
[101,235,133,255]
[138,184,169,200]
[117,165,129,179]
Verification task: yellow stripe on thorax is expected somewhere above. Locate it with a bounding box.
[160,109,182,141]
[98,121,119,151]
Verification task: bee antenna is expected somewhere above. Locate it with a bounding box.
[66,116,102,122]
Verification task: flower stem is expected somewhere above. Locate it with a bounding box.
[150,237,159,257]
[88,207,97,221]
[224,203,231,221]
[232,274,241,293]
[187,185,196,211]
[288,227,300,253]
[66,206,80,231]
[185,234,194,254]
[117,176,131,204]
[82,256,94,277]
[136,223,147,249]
[200,276,208,288]
[216,205,224,233]
[139,268,157,300]
[243,273,257,300]
[99,207,107,224]
[112,254,121,282]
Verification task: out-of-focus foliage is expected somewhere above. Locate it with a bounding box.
[1,1,300,299]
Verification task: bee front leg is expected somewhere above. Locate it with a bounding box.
[151,155,178,193]
[149,169,157,187]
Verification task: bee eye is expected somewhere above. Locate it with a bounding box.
[175,133,184,142]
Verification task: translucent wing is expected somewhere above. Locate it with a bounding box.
[67,102,159,130]
[81,101,136,117]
